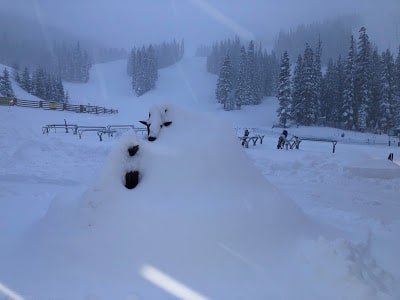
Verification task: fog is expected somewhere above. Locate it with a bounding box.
[2,0,399,50]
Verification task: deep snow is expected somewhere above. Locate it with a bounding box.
[0,58,399,300]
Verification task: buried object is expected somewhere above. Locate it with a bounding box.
[125,171,140,189]
[125,144,140,189]
[128,145,140,156]
[140,104,173,141]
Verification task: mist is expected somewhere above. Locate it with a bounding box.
[2,0,399,51]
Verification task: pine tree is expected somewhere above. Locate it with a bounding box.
[291,54,303,124]
[32,68,46,99]
[321,58,336,123]
[314,37,323,120]
[216,54,234,110]
[394,47,400,126]
[333,56,345,125]
[276,51,291,127]
[247,41,258,104]
[0,68,14,97]
[355,27,372,130]
[235,46,250,106]
[342,35,356,130]
[300,44,318,125]
[12,62,20,85]
[146,44,158,91]
[369,47,383,130]
[20,67,32,93]
[380,49,396,131]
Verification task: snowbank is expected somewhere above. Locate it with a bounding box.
[2,104,397,299]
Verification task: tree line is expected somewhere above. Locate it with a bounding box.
[0,65,68,103]
[273,14,362,65]
[211,37,279,110]
[53,42,92,83]
[127,39,184,97]
[277,27,400,132]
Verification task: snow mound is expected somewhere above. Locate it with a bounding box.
[6,105,398,299]
[344,158,400,179]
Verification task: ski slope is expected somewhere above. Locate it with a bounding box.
[0,58,399,300]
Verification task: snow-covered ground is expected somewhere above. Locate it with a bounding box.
[0,58,399,300]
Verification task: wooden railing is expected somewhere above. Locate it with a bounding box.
[3,98,118,114]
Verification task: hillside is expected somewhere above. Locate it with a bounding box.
[0,57,399,300]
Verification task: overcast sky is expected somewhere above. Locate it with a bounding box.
[2,0,400,51]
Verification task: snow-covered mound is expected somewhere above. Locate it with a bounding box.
[345,158,400,179]
[4,104,397,299]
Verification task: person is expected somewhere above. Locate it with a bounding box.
[242,129,250,146]
[277,130,288,149]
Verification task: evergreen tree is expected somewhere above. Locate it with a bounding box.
[300,44,318,125]
[146,45,158,91]
[394,47,400,126]
[32,68,46,99]
[216,54,234,110]
[314,37,323,120]
[333,56,345,125]
[342,35,356,130]
[321,58,336,123]
[291,54,304,124]
[355,27,372,130]
[247,41,258,104]
[20,67,32,93]
[369,47,383,130]
[0,68,14,97]
[276,51,291,127]
[235,46,250,106]
[380,49,396,131]
[12,62,20,85]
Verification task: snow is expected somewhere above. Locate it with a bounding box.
[0,58,399,300]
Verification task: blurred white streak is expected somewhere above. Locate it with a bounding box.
[188,0,255,41]
[0,282,24,300]
[140,265,209,300]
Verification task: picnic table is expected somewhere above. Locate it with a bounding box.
[288,136,338,153]
[42,123,78,134]
[238,134,265,148]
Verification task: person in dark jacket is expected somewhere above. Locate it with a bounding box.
[277,130,288,149]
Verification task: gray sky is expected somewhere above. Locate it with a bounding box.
[2,0,400,51]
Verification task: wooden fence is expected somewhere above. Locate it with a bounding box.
[2,97,118,114]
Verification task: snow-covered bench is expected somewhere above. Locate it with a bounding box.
[290,136,338,153]
[42,123,78,134]
[238,134,265,148]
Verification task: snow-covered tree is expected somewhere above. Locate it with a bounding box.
[369,47,383,130]
[291,54,303,124]
[342,35,356,130]
[276,51,291,127]
[355,27,372,130]
[216,54,234,109]
[247,41,259,105]
[300,44,318,125]
[0,68,14,97]
[20,67,32,93]
[314,37,323,119]
[379,49,396,131]
[235,46,250,106]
